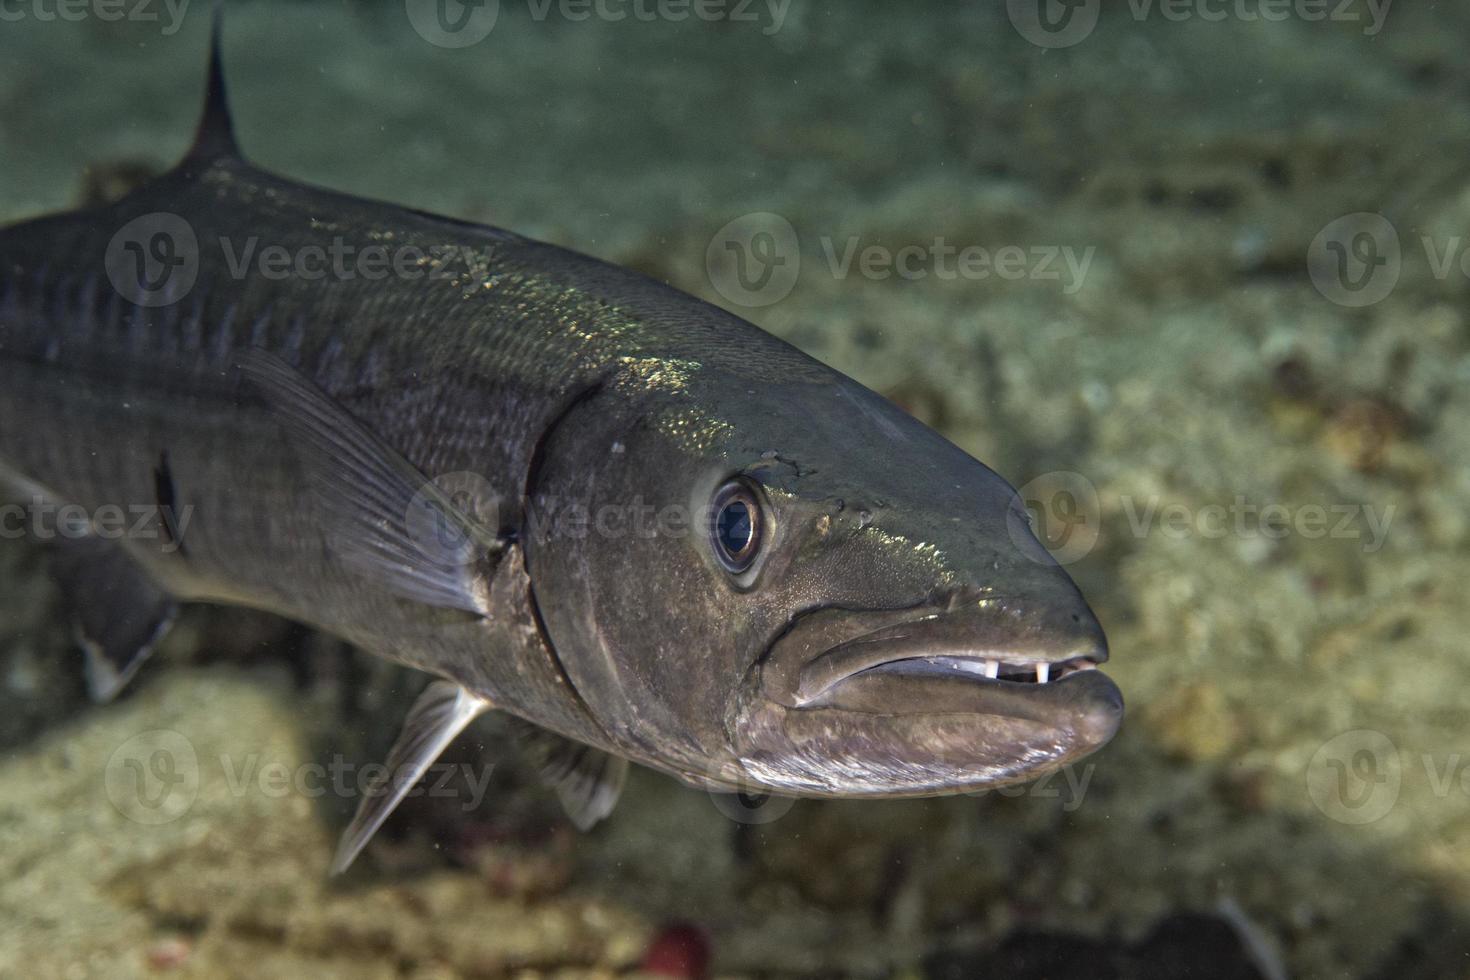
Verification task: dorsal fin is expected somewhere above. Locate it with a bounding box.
[184,4,242,165]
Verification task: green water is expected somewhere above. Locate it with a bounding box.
[1,2,1467,977]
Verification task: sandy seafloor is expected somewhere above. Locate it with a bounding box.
[3,1,1470,977]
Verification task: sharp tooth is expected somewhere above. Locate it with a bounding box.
[1035,663,1050,684]
[983,660,999,679]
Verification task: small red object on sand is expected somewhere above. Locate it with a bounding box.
[640,921,711,979]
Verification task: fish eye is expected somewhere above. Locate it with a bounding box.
[710,479,764,575]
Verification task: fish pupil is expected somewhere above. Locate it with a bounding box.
[718,500,753,557]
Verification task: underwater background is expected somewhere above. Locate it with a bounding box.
[2,0,1468,976]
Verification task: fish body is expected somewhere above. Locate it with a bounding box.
[0,23,1121,867]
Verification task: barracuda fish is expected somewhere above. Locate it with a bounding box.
[0,21,1122,872]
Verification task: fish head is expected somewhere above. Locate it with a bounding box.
[524,367,1121,796]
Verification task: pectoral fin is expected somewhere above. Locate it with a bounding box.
[509,718,627,831]
[50,536,179,703]
[331,680,491,875]
[238,349,504,614]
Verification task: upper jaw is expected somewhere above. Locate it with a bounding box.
[794,617,1106,705]
[757,596,1111,710]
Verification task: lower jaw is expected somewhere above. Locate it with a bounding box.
[729,670,1123,798]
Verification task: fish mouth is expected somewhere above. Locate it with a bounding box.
[848,653,1100,684]
[730,598,1123,797]
[754,597,1113,709]
[792,613,1108,706]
